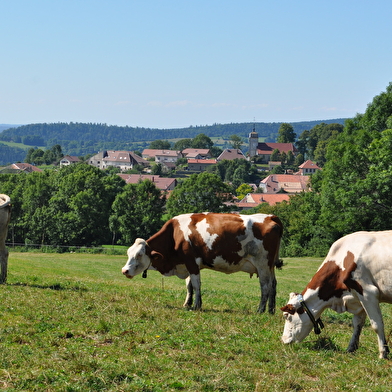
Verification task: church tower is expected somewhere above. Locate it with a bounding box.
[248,123,259,158]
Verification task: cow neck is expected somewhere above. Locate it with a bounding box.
[298,293,324,335]
[142,241,153,278]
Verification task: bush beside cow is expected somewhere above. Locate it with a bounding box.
[122,212,283,313]
[0,194,11,284]
[281,230,392,359]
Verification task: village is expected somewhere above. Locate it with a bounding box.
[1,129,321,211]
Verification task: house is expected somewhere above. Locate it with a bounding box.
[187,158,217,172]
[118,174,177,192]
[142,149,182,163]
[181,148,211,159]
[255,142,298,163]
[298,160,321,175]
[60,155,81,167]
[217,149,247,162]
[237,193,290,209]
[248,130,298,162]
[0,163,42,173]
[89,150,148,172]
[268,161,282,171]
[259,174,310,194]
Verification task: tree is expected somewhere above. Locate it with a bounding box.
[110,180,165,244]
[229,135,243,150]
[149,140,171,149]
[236,183,253,200]
[286,150,295,166]
[19,171,55,245]
[270,149,280,162]
[296,123,344,161]
[191,133,214,149]
[277,123,296,143]
[232,166,248,189]
[318,82,392,239]
[173,139,192,150]
[46,164,119,246]
[151,163,162,175]
[294,153,305,166]
[166,172,233,217]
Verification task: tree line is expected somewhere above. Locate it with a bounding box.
[0,164,235,249]
[0,119,346,165]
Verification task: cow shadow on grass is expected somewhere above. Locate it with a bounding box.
[305,336,342,353]
[9,281,88,292]
[164,304,254,314]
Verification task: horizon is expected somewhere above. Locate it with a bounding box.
[0,117,348,132]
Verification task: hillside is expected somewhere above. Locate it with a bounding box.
[0,119,347,165]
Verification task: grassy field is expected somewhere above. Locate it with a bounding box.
[1,252,392,391]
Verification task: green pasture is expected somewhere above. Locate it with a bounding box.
[1,252,391,391]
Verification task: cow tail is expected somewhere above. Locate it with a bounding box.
[272,216,284,270]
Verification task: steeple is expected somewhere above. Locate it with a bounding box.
[248,121,259,158]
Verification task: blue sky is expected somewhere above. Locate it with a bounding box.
[1,1,392,129]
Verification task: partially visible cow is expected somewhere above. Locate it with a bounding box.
[281,230,392,358]
[0,194,11,283]
[122,212,283,313]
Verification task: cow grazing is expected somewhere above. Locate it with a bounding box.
[281,230,392,358]
[122,212,283,313]
[0,194,11,283]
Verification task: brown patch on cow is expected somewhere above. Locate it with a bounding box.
[146,218,184,275]
[306,251,363,301]
[280,303,304,315]
[188,213,245,267]
[252,215,283,269]
[280,304,296,315]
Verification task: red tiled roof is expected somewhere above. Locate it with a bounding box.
[237,193,290,207]
[217,149,246,161]
[10,163,42,172]
[187,159,217,164]
[298,159,321,169]
[257,142,298,154]
[118,174,176,191]
[260,174,309,193]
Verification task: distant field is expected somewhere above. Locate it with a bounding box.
[0,141,33,149]
[1,252,391,391]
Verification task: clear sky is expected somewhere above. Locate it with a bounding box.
[1,1,392,129]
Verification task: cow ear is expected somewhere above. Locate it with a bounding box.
[280,304,296,315]
[150,250,163,262]
[289,292,298,301]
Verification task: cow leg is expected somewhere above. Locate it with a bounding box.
[268,274,277,314]
[359,290,389,359]
[183,276,193,308]
[347,309,366,353]
[257,269,274,314]
[189,273,202,310]
[0,248,8,284]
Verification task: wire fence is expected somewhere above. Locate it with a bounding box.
[6,242,128,255]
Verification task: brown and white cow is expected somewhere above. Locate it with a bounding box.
[122,212,283,313]
[0,194,11,283]
[281,230,392,358]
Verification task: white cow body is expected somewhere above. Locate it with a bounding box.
[281,230,392,358]
[122,212,283,313]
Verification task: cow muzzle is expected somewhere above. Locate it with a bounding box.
[121,269,134,279]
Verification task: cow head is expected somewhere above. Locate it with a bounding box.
[122,239,152,279]
[280,292,314,344]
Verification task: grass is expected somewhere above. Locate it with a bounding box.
[0,253,392,391]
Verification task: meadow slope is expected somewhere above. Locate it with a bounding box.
[0,252,391,391]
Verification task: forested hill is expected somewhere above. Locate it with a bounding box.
[0,119,347,164]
